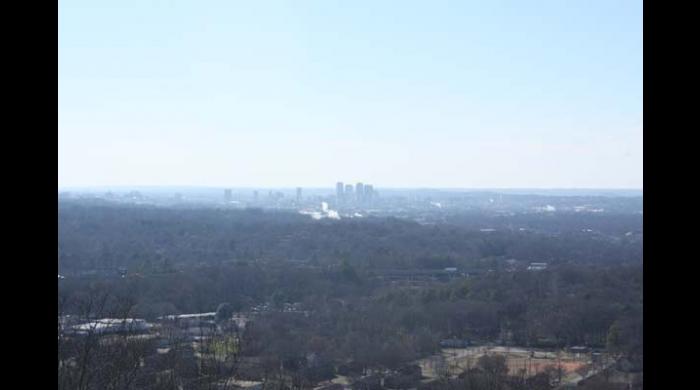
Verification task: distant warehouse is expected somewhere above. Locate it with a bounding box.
[69,318,151,336]
[527,262,548,271]
[157,312,217,327]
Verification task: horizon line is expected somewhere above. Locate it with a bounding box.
[58,185,643,191]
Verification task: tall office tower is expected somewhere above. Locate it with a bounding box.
[364,184,373,202]
[253,190,259,202]
[296,187,302,203]
[336,182,344,201]
[224,189,232,203]
[345,184,354,201]
[356,183,364,203]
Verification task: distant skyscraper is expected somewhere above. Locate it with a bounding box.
[345,184,354,200]
[296,187,302,203]
[224,189,232,203]
[364,184,373,202]
[253,190,259,202]
[356,183,364,202]
[336,182,344,201]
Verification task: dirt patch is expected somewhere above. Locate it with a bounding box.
[416,347,593,380]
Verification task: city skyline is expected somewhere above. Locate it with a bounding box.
[58,185,644,195]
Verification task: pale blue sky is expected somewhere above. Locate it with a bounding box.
[59,0,642,189]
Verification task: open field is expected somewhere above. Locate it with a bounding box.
[417,346,596,384]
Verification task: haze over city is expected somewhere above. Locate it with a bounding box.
[59,1,642,189]
[58,2,644,389]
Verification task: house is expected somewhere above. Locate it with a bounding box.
[185,325,217,339]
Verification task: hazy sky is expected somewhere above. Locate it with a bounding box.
[59,0,642,189]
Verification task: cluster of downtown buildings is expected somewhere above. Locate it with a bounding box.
[335,181,375,204]
[221,182,377,207]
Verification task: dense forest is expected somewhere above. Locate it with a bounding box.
[58,202,641,274]
[58,201,642,390]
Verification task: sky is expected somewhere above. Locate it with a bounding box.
[59,0,642,189]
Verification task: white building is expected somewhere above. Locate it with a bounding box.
[70,318,151,335]
[157,312,217,327]
[527,262,548,271]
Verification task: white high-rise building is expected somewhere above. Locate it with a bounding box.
[364,184,374,202]
[336,182,344,201]
[345,184,354,200]
[356,183,364,202]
